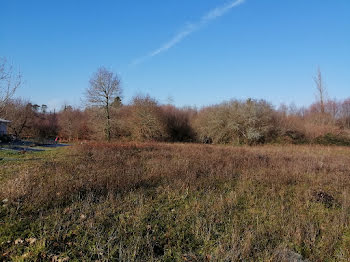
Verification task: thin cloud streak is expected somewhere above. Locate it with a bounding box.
[131,0,245,66]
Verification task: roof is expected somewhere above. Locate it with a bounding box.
[0,118,11,123]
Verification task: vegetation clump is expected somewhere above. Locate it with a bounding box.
[194,99,277,145]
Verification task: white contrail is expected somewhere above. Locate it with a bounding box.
[131,0,245,65]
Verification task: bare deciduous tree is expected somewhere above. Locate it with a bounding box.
[314,67,327,114]
[86,67,121,141]
[0,57,22,114]
[5,99,35,138]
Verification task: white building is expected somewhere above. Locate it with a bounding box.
[0,118,11,136]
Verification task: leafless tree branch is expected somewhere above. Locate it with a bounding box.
[0,57,22,115]
[85,67,121,141]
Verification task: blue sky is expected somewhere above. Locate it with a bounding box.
[1,0,349,110]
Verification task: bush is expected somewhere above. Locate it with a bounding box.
[58,107,91,141]
[128,95,168,141]
[193,99,278,145]
[313,133,350,146]
[161,105,196,142]
[280,130,308,144]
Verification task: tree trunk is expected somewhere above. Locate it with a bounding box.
[105,100,111,142]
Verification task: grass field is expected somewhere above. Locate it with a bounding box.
[1,143,350,261]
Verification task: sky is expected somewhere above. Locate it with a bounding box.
[1,0,349,111]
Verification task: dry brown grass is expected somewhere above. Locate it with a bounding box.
[1,143,350,261]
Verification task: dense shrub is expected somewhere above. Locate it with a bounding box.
[58,106,91,141]
[313,133,350,146]
[31,112,58,139]
[128,95,168,141]
[161,105,196,142]
[193,99,278,145]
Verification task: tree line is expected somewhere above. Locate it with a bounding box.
[1,62,350,145]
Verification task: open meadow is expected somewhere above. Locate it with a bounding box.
[1,0,350,261]
[1,143,350,261]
